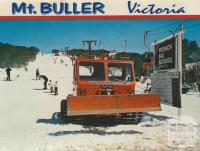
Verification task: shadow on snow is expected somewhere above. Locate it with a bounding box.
[36,112,172,126]
[48,129,142,136]
[36,112,173,136]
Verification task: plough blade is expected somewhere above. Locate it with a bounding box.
[65,94,160,116]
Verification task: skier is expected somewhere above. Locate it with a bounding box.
[48,80,54,93]
[144,83,151,93]
[197,81,200,92]
[54,81,58,95]
[39,75,48,89]
[5,67,12,81]
[54,58,56,64]
[36,68,40,80]
[71,56,75,66]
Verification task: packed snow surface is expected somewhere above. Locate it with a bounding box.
[0,54,200,151]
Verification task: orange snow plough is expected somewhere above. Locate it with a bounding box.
[61,58,160,122]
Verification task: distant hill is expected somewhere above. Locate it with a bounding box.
[68,48,110,56]
[67,39,200,77]
[0,43,39,68]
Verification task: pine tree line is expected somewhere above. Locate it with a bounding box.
[0,43,40,68]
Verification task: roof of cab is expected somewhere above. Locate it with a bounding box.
[76,58,133,64]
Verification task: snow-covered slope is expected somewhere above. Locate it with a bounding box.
[0,54,199,151]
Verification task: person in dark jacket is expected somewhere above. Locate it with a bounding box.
[39,75,48,89]
[36,68,40,80]
[144,83,151,93]
[5,67,12,81]
[197,82,200,92]
[54,81,58,95]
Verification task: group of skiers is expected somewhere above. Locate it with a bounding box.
[36,68,58,95]
[1,66,59,95]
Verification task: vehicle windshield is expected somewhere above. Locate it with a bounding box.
[79,61,105,81]
[108,63,133,82]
